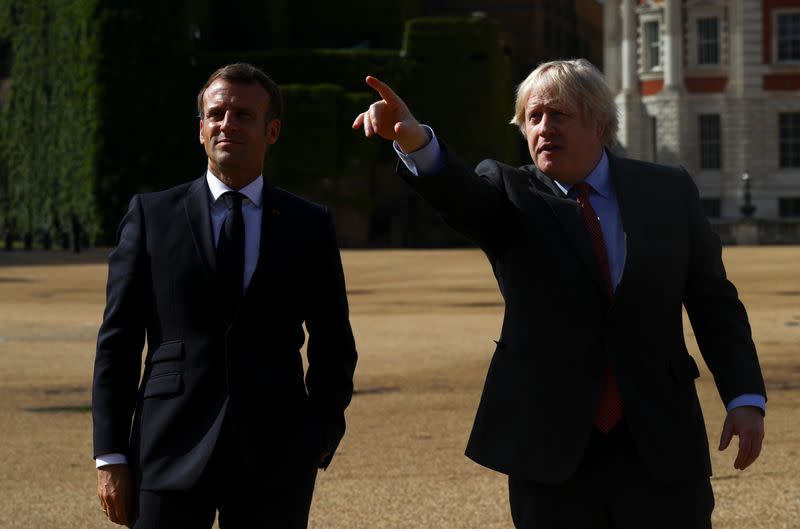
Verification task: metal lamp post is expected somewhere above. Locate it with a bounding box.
[740,171,756,218]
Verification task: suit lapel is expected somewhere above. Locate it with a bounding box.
[240,183,284,309]
[527,165,565,197]
[528,167,608,298]
[607,152,643,299]
[184,175,217,277]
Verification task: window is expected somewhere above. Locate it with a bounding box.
[644,21,660,69]
[779,197,800,217]
[779,112,800,167]
[697,17,720,65]
[700,198,721,219]
[686,8,727,70]
[698,114,722,169]
[777,13,800,63]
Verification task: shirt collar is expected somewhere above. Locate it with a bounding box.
[206,170,263,208]
[552,149,612,198]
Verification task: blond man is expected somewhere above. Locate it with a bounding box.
[354,59,765,529]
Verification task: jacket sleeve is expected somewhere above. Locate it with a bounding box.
[304,207,357,467]
[681,170,767,407]
[397,143,520,259]
[92,195,149,458]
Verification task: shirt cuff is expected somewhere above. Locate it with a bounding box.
[95,453,128,468]
[726,394,766,414]
[393,125,443,176]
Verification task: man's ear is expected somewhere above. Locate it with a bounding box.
[266,119,281,145]
[199,120,205,145]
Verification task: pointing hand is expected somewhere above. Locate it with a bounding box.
[352,76,429,153]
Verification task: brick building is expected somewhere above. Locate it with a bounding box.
[604,0,800,222]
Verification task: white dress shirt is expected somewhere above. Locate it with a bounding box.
[206,171,263,292]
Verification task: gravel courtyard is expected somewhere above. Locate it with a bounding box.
[0,247,797,528]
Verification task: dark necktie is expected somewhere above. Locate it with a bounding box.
[216,191,245,310]
[574,182,622,433]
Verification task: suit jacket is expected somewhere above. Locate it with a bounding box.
[399,146,766,484]
[92,175,357,491]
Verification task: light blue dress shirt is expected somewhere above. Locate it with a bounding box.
[395,127,765,415]
[552,151,625,291]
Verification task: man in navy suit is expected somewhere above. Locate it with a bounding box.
[93,63,357,528]
[354,59,766,528]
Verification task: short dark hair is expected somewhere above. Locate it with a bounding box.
[196,62,283,122]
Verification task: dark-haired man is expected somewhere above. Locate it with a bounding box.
[93,63,357,528]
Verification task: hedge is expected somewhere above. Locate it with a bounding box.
[194,49,407,93]
[0,7,517,247]
[401,16,518,168]
[0,0,99,247]
[90,3,202,243]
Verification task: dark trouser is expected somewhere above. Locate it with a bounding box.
[508,423,714,529]
[132,421,318,529]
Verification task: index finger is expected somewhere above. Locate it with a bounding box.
[735,435,752,470]
[366,76,401,105]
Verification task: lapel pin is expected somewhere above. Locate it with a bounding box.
[272,209,280,216]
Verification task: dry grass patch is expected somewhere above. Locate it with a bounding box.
[0,247,797,528]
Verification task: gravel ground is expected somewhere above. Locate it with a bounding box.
[0,247,797,529]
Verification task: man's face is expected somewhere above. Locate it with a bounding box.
[199,78,280,181]
[524,92,603,184]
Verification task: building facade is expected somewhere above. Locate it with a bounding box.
[604,0,800,222]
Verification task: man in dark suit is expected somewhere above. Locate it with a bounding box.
[93,63,357,528]
[353,59,766,528]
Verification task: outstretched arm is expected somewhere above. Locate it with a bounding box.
[353,76,518,256]
[352,76,429,154]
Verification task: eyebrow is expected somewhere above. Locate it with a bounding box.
[205,101,249,114]
[527,101,569,114]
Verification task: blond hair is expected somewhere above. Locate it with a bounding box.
[510,59,618,149]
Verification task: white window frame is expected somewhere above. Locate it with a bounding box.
[686,3,728,72]
[645,20,661,69]
[773,9,800,65]
[638,11,663,76]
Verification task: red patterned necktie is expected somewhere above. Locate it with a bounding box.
[574,182,623,433]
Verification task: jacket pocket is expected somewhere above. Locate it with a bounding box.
[142,373,183,398]
[150,340,184,363]
[669,354,701,383]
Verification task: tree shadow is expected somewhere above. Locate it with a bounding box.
[0,248,109,267]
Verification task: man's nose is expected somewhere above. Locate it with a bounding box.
[539,113,555,135]
[220,111,236,130]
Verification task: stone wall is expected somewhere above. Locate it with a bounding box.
[712,219,800,245]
